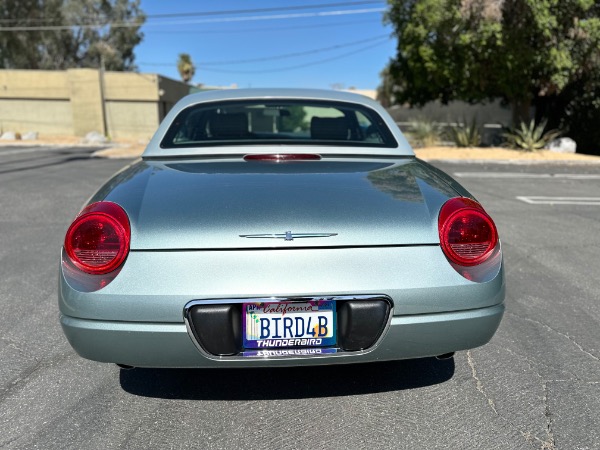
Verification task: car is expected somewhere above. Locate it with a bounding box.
[59,88,505,368]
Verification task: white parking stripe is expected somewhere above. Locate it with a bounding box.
[455,172,600,179]
[517,196,600,205]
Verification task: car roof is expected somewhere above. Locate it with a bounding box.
[172,88,385,108]
[142,88,414,158]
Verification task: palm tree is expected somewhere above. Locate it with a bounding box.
[177,53,196,83]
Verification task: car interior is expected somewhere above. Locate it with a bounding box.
[163,101,394,147]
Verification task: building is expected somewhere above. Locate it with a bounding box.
[0,69,191,139]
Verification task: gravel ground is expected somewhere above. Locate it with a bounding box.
[415,147,600,162]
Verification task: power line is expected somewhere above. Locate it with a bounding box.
[0,1,384,24]
[147,18,383,35]
[140,35,389,67]
[145,8,387,28]
[192,35,389,66]
[193,39,390,74]
[145,1,386,19]
[0,8,386,31]
[0,0,385,26]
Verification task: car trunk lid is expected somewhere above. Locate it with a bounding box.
[102,158,461,250]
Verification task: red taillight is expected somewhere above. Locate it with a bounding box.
[244,154,321,162]
[438,197,498,266]
[64,201,130,274]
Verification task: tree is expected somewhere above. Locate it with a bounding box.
[0,0,145,71]
[384,0,600,128]
[376,63,398,108]
[177,53,195,83]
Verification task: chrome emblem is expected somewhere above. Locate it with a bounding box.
[240,231,338,241]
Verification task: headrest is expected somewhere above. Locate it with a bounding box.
[209,113,249,138]
[310,117,349,140]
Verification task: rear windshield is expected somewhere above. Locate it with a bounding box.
[160,99,397,149]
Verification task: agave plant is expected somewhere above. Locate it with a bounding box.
[406,119,442,148]
[503,119,561,152]
[446,118,481,147]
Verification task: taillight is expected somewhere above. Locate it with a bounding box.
[64,201,130,274]
[438,197,498,266]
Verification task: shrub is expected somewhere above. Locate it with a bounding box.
[406,119,442,148]
[445,118,481,147]
[503,119,561,152]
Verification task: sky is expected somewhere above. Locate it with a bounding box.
[134,1,396,90]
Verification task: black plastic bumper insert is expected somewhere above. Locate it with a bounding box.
[187,304,242,356]
[337,299,391,351]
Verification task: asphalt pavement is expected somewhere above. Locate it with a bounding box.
[0,146,598,449]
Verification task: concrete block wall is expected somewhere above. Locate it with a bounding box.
[0,69,189,139]
[0,69,72,134]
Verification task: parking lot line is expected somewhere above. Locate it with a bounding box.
[517,196,600,205]
[455,172,600,180]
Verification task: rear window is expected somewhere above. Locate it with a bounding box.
[160,100,397,149]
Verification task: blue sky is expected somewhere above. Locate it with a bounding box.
[134,1,396,90]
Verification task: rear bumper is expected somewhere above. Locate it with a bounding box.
[60,303,504,368]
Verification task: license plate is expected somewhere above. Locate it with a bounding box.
[243,300,336,349]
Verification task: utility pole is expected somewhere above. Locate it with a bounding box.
[98,53,108,137]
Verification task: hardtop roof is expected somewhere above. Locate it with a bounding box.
[142,88,414,158]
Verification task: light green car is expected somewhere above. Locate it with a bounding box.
[59,89,504,368]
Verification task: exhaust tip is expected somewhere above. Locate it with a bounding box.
[435,352,455,360]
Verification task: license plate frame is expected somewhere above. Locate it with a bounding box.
[242,300,336,350]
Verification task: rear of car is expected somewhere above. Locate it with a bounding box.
[59,89,504,368]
